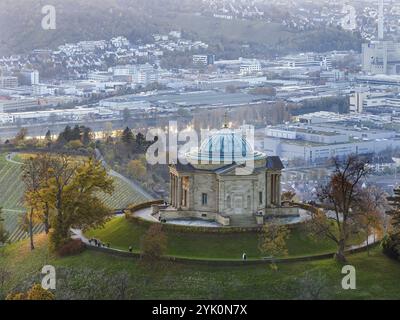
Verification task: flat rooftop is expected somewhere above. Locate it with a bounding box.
[101,90,274,107]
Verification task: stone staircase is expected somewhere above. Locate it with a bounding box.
[229,214,257,227]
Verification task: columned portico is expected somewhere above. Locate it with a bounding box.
[165,125,287,226]
[170,172,192,210]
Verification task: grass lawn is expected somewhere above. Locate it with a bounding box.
[86,217,362,260]
[1,234,400,299]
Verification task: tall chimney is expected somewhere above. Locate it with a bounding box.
[378,0,384,40]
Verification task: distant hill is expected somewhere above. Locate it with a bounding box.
[0,0,362,56]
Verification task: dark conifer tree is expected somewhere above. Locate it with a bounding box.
[121,127,134,145]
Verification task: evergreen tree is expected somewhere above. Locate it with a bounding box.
[71,125,81,141]
[64,125,72,141]
[57,125,72,144]
[136,132,146,147]
[45,130,52,142]
[121,127,135,145]
[82,127,92,146]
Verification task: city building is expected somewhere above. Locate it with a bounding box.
[349,88,370,113]
[19,69,39,86]
[350,89,400,113]
[0,76,18,88]
[239,58,261,75]
[262,121,400,164]
[285,54,321,69]
[133,63,158,85]
[0,98,41,113]
[355,74,400,86]
[112,64,158,85]
[0,106,114,124]
[361,0,400,75]
[99,90,274,111]
[362,41,400,75]
[192,54,215,66]
[88,71,113,82]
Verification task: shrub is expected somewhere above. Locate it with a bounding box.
[57,239,85,257]
[6,284,55,300]
[65,139,83,149]
[6,292,27,300]
[141,224,167,265]
[27,284,55,300]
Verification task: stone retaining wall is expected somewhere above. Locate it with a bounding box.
[85,241,380,266]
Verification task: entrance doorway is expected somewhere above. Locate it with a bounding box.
[233,196,243,214]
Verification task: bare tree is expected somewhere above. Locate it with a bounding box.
[354,186,387,255]
[21,157,43,250]
[308,155,371,263]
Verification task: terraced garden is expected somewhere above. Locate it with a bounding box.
[0,153,151,243]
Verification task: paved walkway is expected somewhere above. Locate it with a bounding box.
[349,234,377,250]
[2,208,25,213]
[71,229,89,244]
[5,152,23,165]
[71,225,381,264]
[134,207,222,227]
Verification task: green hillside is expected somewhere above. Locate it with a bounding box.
[0,0,362,56]
[1,235,400,299]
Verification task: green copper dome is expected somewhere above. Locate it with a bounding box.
[186,127,266,164]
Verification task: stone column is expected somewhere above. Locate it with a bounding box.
[218,180,224,214]
[177,177,182,209]
[174,176,178,208]
[189,176,194,210]
[252,180,255,212]
[277,174,281,206]
[170,174,173,207]
[275,174,279,205]
[266,172,270,206]
[271,174,274,205]
[169,173,173,206]
[171,174,175,207]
